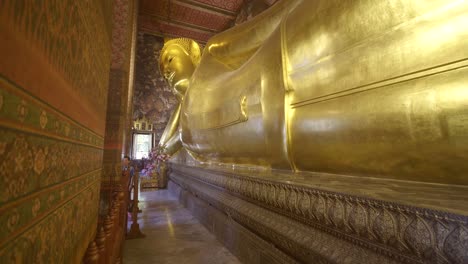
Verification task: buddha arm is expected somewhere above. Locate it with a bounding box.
[158,103,181,149]
[206,0,301,68]
[163,131,182,156]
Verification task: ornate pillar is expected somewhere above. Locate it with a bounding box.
[100,0,138,217]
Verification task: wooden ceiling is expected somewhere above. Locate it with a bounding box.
[138,0,278,43]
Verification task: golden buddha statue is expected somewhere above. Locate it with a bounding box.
[159,0,468,185]
[158,38,201,156]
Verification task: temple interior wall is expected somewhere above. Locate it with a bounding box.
[0,0,113,261]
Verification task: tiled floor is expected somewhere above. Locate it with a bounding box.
[123,189,241,264]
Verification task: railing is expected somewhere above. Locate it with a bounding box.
[83,168,142,263]
[83,188,126,263]
[126,171,145,239]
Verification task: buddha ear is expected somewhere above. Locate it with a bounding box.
[190,41,202,67]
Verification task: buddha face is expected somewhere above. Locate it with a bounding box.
[160,45,195,96]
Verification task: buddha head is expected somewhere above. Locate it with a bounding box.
[159,38,201,101]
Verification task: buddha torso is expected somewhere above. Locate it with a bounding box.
[172,0,468,185]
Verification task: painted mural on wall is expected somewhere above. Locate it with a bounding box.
[133,33,178,143]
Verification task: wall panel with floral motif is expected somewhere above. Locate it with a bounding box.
[0,0,111,262]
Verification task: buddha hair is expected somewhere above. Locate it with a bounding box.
[159,38,202,71]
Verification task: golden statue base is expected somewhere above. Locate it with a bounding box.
[168,162,468,264]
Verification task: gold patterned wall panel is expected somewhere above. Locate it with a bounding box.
[100,0,115,42]
[0,0,111,262]
[0,77,104,263]
[0,0,112,135]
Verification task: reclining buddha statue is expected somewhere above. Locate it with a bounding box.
[158,0,468,185]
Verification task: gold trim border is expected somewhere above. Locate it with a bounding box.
[0,76,104,148]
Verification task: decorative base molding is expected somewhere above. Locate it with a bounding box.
[168,180,299,264]
[169,163,468,264]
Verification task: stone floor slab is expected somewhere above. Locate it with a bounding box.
[123,189,241,264]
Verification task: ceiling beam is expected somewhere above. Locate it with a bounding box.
[139,28,208,44]
[139,12,218,34]
[173,0,237,18]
